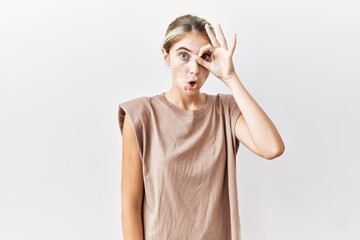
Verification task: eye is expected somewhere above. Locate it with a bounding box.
[201,53,212,62]
[178,52,189,61]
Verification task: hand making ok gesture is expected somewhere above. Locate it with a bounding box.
[196,24,238,82]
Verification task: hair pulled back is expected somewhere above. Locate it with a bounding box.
[162,14,215,53]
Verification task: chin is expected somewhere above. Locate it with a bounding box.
[184,90,200,96]
[184,86,202,94]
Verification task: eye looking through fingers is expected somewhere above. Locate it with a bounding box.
[198,44,215,62]
[201,52,212,62]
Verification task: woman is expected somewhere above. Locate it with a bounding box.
[118,14,285,240]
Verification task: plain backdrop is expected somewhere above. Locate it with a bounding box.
[1,0,359,239]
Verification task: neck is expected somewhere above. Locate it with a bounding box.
[165,87,206,111]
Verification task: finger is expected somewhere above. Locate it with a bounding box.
[205,24,220,48]
[217,24,228,50]
[229,33,237,55]
[195,55,211,70]
[197,44,215,58]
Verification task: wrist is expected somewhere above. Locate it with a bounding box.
[224,73,241,89]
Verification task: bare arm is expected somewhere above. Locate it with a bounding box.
[196,24,285,160]
[227,75,285,159]
[121,114,144,239]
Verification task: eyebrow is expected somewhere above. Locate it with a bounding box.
[175,47,212,56]
[176,47,192,53]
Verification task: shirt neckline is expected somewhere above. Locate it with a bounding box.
[158,92,212,117]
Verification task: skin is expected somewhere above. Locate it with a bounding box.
[121,115,144,239]
[161,32,211,110]
[121,24,285,239]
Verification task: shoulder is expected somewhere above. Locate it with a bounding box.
[118,97,149,131]
[209,93,237,107]
[118,95,158,133]
[209,93,241,119]
[218,93,235,101]
[119,94,164,109]
[119,96,150,110]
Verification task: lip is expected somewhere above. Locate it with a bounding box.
[187,78,199,84]
[186,80,199,90]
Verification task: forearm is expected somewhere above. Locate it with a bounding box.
[122,207,144,240]
[226,73,285,156]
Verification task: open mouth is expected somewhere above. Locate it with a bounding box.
[186,81,198,90]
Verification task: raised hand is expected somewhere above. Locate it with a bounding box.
[196,24,237,82]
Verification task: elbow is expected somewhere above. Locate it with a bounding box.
[262,143,285,160]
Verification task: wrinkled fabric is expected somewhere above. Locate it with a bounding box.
[118,93,242,240]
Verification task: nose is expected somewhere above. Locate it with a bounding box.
[189,58,199,75]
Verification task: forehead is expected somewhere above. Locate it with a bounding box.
[170,32,211,53]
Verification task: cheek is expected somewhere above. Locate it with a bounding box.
[200,67,210,78]
[170,62,188,75]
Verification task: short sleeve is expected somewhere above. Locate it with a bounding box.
[219,94,242,148]
[228,95,242,133]
[118,97,149,159]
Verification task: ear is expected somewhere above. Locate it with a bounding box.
[161,48,170,66]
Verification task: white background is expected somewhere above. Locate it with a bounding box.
[1,0,359,239]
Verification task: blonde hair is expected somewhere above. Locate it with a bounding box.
[162,14,215,53]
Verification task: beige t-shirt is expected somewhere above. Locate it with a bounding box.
[118,93,242,240]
